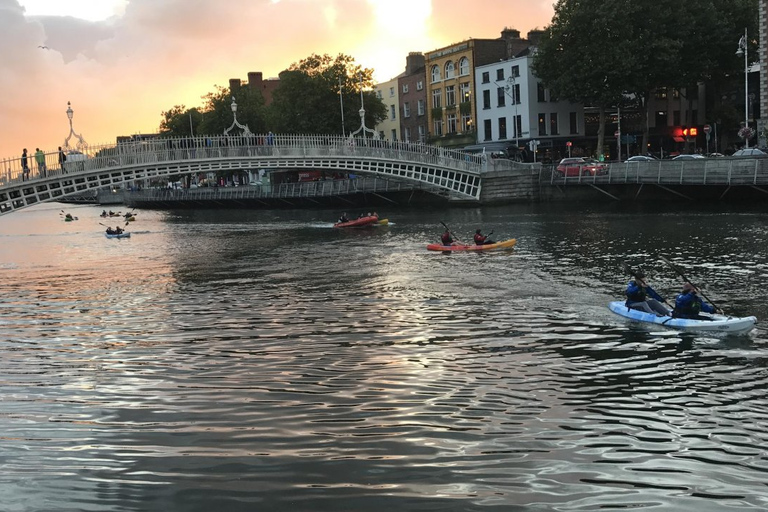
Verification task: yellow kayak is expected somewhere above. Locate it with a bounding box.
[426,238,517,252]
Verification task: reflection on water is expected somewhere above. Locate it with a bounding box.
[1,202,767,511]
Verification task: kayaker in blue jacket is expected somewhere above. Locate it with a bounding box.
[673,283,716,319]
[625,271,670,316]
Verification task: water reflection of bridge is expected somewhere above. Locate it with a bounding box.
[0,135,493,216]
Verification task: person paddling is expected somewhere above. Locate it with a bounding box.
[673,282,716,319]
[625,270,670,316]
[473,229,494,245]
[441,228,462,246]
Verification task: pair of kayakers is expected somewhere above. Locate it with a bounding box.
[105,226,124,235]
[440,228,494,246]
[626,271,717,319]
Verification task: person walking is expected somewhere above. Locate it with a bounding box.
[21,148,29,181]
[34,148,46,178]
[58,147,67,174]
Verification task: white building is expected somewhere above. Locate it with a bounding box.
[374,76,402,141]
[474,54,585,154]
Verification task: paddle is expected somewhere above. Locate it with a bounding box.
[622,261,674,309]
[659,255,722,314]
[440,221,462,245]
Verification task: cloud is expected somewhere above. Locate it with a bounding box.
[0,0,552,159]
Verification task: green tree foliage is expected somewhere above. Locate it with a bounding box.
[266,53,386,135]
[159,105,203,137]
[534,0,758,156]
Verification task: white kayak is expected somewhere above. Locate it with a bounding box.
[608,301,756,335]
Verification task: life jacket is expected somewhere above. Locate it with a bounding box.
[474,233,485,245]
[626,281,647,302]
[441,232,452,245]
[674,292,701,317]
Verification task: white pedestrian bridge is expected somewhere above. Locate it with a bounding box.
[0,135,489,216]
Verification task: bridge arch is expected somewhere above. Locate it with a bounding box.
[0,135,489,216]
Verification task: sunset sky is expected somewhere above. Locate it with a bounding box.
[0,0,554,160]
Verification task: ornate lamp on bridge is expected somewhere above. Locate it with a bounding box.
[63,101,87,150]
[349,73,379,140]
[224,96,253,136]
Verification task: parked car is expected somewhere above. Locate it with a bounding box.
[556,157,608,177]
[731,148,766,157]
[672,154,706,160]
[625,155,656,163]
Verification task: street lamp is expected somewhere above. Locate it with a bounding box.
[63,101,87,150]
[736,28,750,148]
[224,96,252,136]
[505,76,519,148]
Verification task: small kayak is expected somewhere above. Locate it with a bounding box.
[105,232,131,239]
[426,238,517,252]
[334,215,379,228]
[608,301,756,334]
[378,218,389,226]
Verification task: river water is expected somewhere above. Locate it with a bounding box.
[1,202,767,512]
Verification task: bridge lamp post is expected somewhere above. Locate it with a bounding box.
[505,76,519,149]
[63,101,87,151]
[736,28,750,148]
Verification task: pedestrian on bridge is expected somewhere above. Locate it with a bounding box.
[34,148,46,178]
[58,147,67,174]
[21,148,29,181]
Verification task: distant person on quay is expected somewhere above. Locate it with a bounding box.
[58,146,67,173]
[21,148,29,181]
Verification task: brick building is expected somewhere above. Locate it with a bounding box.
[397,53,427,143]
[760,0,767,146]
[229,71,280,105]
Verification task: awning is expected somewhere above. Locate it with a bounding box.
[673,136,685,143]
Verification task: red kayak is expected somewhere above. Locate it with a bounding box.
[426,238,517,252]
[334,215,379,228]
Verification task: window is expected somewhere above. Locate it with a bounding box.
[402,84,409,94]
[446,85,456,106]
[391,129,397,140]
[460,82,471,103]
[655,110,667,127]
[513,115,521,139]
[447,113,457,134]
[416,80,423,91]
[404,102,411,118]
[390,105,396,120]
[417,99,425,116]
[432,88,442,109]
[482,72,490,84]
[538,113,546,135]
[431,65,441,83]
[458,57,469,76]
[483,119,493,141]
[433,119,443,136]
[691,110,698,125]
[379,131,385,139]
[497,87,506,107]
[673,110,680,126]
[404,127,411,141]
[550,113,558,135]
[672,88,680,99]
[537,83,546,102]
[655,88,668,100]
[389,87,395,97]
[687,87,698,100]
[482,90,491,110]
[569,112,578,134]
[510,65,520,78]
[512,83,520,104]
[461,113,472,132]
[418,125,425,141]
[445,61,455,79]
[496,68,505,81]
[376,90,383,99]
[498,117,507,139]
[549,90,558,102]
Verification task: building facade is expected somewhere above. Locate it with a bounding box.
[424,28,533,149]
[398,53,427,143]
[475,54,585,160]
[373,75,402,141]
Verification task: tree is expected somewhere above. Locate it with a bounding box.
[266,53,386,135]
[159,105,203,137]
[198,85,266,135]
[533,0,628,158]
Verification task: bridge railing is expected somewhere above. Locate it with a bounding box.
[0,134,487,187]
[545,157,768,186]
